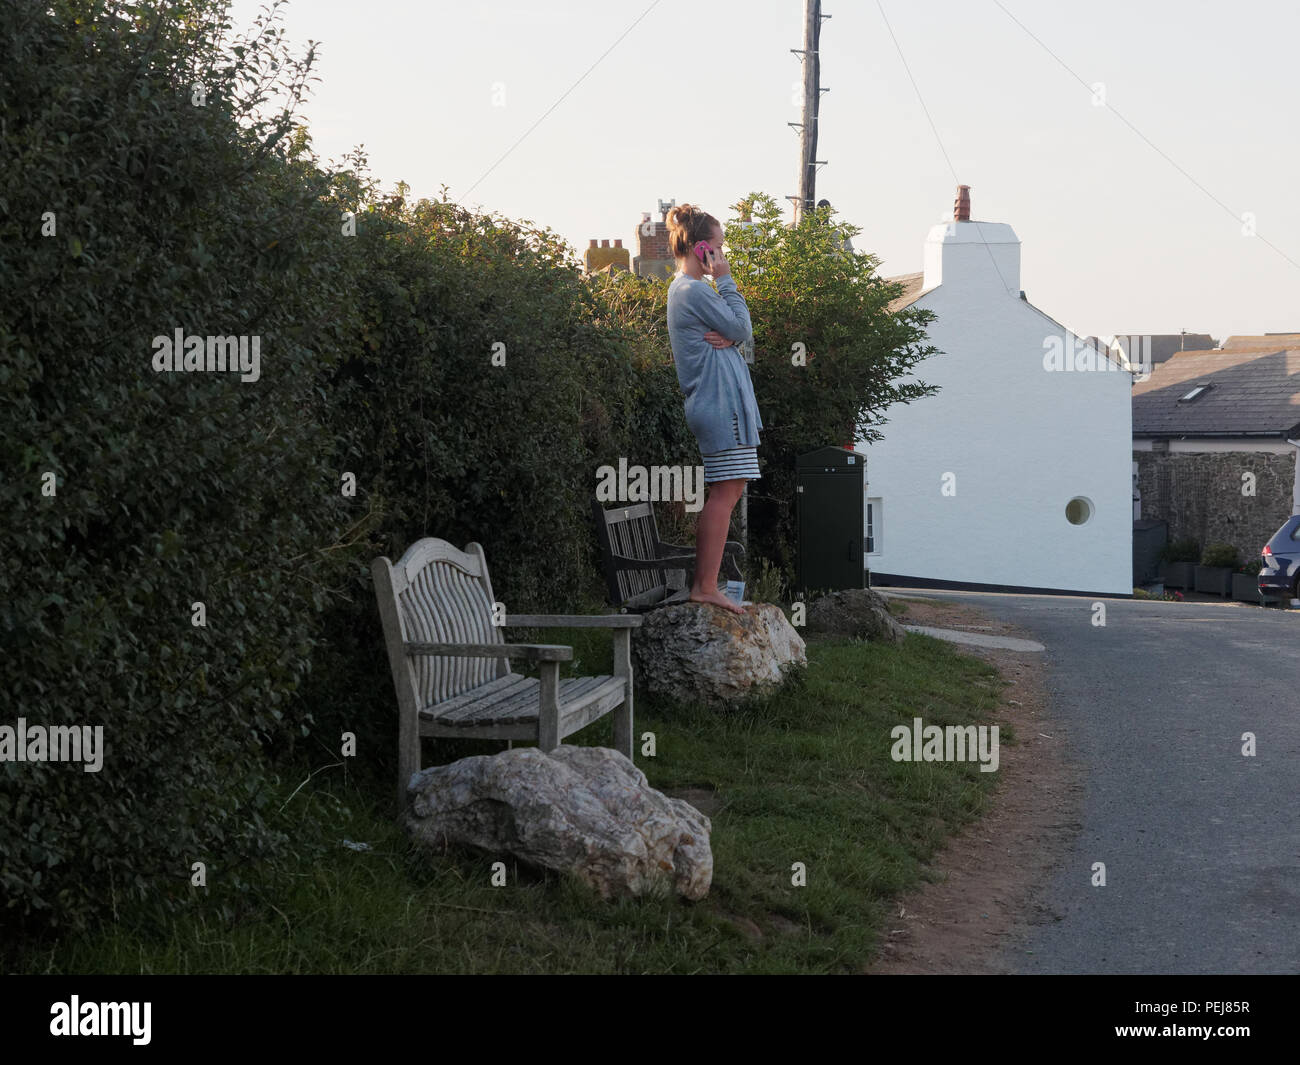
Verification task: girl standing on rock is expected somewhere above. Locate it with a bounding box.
[665,204,762,616]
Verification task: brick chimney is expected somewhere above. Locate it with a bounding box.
[632,201,676,279]
[582,236,630,275]
[954,184,971,222]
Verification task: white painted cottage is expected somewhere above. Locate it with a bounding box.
[858,187,1133,596]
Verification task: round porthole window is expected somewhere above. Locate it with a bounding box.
[1066,497,1093,525]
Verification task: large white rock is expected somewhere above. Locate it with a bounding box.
[632,601,806,707]
[406,745,712,901]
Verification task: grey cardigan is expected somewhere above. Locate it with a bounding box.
[666,272,764,454]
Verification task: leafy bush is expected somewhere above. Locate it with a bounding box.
[0,0,366,934]
[298,195,703,775]
[749,558,787,606]
[0,1,948,946]
[1160,537,1201,564]
[719,194,939,583]
[1200,542,1240,569]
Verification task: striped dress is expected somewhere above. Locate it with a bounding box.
[702,412,761,484]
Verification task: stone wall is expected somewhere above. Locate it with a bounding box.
[1134,448,1296,560]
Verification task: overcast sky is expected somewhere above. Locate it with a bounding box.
[227,0,1299,343]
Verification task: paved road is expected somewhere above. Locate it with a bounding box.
[886,586,1300,975]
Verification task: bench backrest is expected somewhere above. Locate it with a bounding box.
[371,538,507,709]
[592,499,685,609]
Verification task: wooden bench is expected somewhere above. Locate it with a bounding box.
[372,537,641,809]
[591,498,745,612]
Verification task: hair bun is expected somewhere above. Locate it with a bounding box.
[668,204,699,229]
[664,204,719,259]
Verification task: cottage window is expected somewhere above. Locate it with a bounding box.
[866,498,882,553]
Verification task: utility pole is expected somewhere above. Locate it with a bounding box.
[788,0,830,225]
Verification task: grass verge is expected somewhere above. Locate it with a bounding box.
[13,620,1012,974]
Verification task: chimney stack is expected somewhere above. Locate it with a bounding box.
[582,235,630,275]
[954,185,971,222]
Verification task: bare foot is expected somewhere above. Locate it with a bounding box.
[689,589,747,615]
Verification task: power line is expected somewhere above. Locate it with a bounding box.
[875,1,1018,297]
[990,0,1300,273]
[458,1,663,204]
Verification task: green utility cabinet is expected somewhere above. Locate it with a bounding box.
[796,446,867,593]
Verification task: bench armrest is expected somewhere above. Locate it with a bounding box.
[405,641,572,662]
[506,614,642,629]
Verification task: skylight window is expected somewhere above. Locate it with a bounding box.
[1178,384,1211,402]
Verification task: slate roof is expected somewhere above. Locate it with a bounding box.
[1131,346,1300,437]
[884,271,933,313]
[1222,333,1300,350]
[1102,333,1217,365]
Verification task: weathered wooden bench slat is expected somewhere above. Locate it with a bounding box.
[456,675,615,725]
[373,537,636,809]
[440,678,545,724]
[592,498,744,612]
[424,672,534,721]
[406,641,573,662]
[437,676,622,729]
[558,681,628,734]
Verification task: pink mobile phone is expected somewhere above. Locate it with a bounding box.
[693,240,713,264]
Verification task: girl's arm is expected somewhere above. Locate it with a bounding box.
[688,275,752,345]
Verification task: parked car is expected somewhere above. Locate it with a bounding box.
[1259,514,1300,602]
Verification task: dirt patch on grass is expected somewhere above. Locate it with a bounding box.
[865,595,1083,975]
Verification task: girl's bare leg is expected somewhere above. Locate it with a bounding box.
[689,478,747,614]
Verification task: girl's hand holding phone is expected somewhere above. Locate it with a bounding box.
[694,240,731,279]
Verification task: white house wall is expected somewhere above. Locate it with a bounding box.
[859,286,1133,595]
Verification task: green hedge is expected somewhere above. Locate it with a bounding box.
[0,0,374,933]
[2,0,933,944]
[301,195,700,776]
[0,0,699,939]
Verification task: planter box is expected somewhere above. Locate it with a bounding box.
[1160,561,1195,589]
[1194,565,1232,596]
[1232,572,1263,603]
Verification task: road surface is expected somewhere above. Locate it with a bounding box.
[886,586,1300,975]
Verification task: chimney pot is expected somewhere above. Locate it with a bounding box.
[613,239,623,248]
[954,185,971,222]
[602,239,610,248]
[589,239,598,247]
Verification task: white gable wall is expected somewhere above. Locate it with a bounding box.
[860,221,1132,595]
